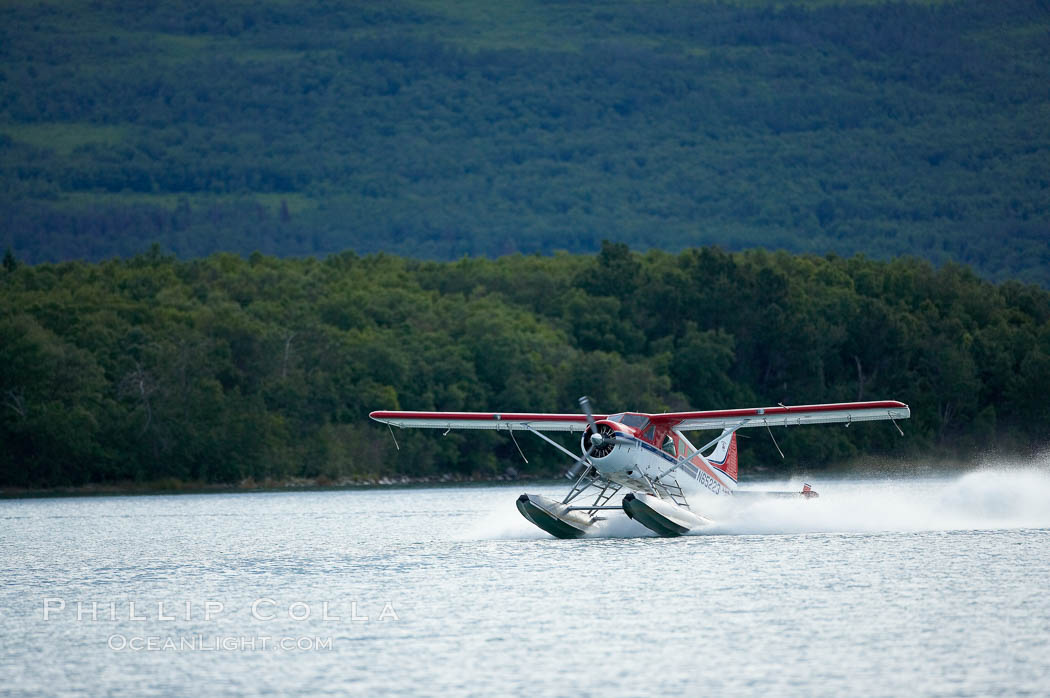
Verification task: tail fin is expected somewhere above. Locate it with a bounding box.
[707,432,738,483]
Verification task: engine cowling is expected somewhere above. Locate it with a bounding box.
[582,422,617,458]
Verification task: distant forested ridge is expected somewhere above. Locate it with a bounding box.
[1,1,1049,284]
[2,245,1048,489]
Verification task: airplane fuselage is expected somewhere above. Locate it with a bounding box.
[583,417,737,498]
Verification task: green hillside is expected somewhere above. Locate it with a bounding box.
[1,1,1048,283]
[3,245,1048,489]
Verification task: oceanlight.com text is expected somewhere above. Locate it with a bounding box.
[107,634,334,652]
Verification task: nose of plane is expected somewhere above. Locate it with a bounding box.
[584,422,617,458]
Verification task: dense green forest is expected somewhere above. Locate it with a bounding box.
[1,1,1048,284]
[2,244,1048,489]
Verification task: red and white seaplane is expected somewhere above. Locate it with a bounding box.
[370,398,910,538]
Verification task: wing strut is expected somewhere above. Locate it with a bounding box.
[526,427,584,464]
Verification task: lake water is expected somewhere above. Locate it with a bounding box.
[3,467,1050,696]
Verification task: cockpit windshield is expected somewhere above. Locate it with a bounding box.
[613,413,649,429]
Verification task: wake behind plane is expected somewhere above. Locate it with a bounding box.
[370,398,910,538]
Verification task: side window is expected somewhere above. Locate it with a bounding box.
[661,435,676,456]
[642,426,655,442]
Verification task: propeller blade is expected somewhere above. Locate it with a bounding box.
[565,440,596,480]
[579,395,599,433]
[565,396,601,480]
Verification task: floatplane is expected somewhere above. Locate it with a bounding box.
[370,398,910,538]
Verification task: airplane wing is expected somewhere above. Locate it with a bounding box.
[369,411,600,432]
[650,400,910,431]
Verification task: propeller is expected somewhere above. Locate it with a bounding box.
[565,396,607,481]
[579,395,599,433]
[579,395,616,459]
[564,395,622,487]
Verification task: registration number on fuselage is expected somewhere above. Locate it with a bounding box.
[694,467,727,496]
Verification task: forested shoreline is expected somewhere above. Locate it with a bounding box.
[2,0,1049,284]
[2,244,1048,491]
